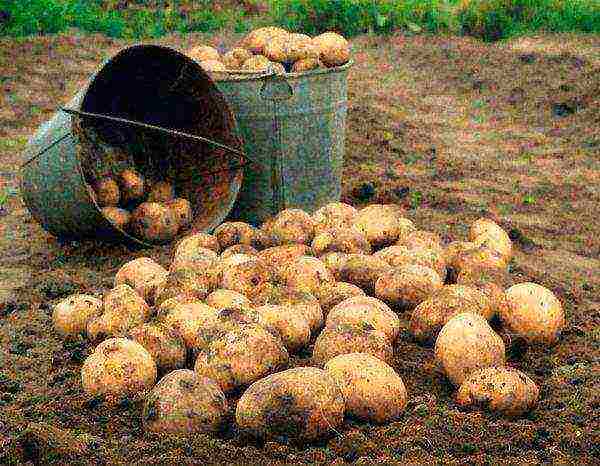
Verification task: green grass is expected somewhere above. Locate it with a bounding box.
[0,0,598,41]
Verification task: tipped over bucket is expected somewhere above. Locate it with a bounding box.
[19,44,245,247]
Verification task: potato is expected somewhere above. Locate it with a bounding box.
[188,45,220,62]
[87,284,151,341]
[434,312,506,386]
[147,181,175,203]
[252,226,279,250]
[154,267,211,307]
[270,61,286,74]
[213,222,257,250]
[255,304,311,352]
[222,47,253,69]
[444,241,477,279]
[220,256,272,296]
[171,242,219,274]
[206,289,252,311]
[456,367,539,418]
[128,322,186,373]
[409,285,495,344]
[288,33,320,62]
[375,264,443,310]
[455,245,508,273]
[220,244,258,259]
[319,252,348,280]
[397,230,443,252]
[311,227,371,256]
[326,296,400,342]
[114,257,168,305]
[156,295,202,319]
[194,324,289,392]
[94,177,120,207]
[268,208,316,245]
[192,307,260,353]
[158,301,218,349]
[312,202,358,234]
[52,294,103,339]
[291,57,321,73]
[241,26,288,54]
[472,230,513,265]
[257,244,311,279]
[130,202,180,244]
[318,281,366,314]
[236,367,344,442]
[502,282,565,345]
[352,204,406,248]
[312,32,350,67]
[81,337,157,403]
[118,168,145,204]
[241,55,272,71]
[263,33,290,63]
[143,369,227,434]
[468,218,506,242]
[374,245,446,281]
[456,264,512,318]
[166,198,192,231]
[325,353,407,423]
[313,324,394,366]
[340,253,393,295]
[199,59,226,72]
[101,207,131,231]
[281,255,335,298]
[251,283,324,333]
[174,232,220,255]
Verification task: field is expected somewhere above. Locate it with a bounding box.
[0,29,599,464]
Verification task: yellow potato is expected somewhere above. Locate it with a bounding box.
[158,301,219,349]
[81,337,157,403]
[128,322,186,373]
[311,227,371,256]
[352,204,406,248]
[319,252,349,280]
[171,239,219,273]
[444,240,477,279]
[199,59,226,72]
[456,367,539,418]
[312,202,358,234]
[339,253,392,295]
[456,264,512,318]
[374,245,446,281]
[188,45,220,62]
[118,168,145,204]
[375,264,444,310]
[52,294,103,339]
[263,33,290,63]
[154,268,210,308]
[94,177,120,207]
[255,304,311,352]
[220,244,258,259]
[268,208,316,245]
[291,57,321,72]
[434,312,506,386]
[114,257,168,305]
[143,369,228,433]
[502,282,565,345]
[101,207,131,231]
[213,221,257,250]
[454,245,508,274]
[326,296,400,342]
[241,55,272,71]
[220,256,272,296]
[409,284,495,344]
[155,295,202,320]
[87,284,151,341]
[325,353,407,423]
[241,26,288,54]
[174,232,220,255]
[468,218,506,242]
[397,230,443,252]
[194,323,289,392]
[221,47,253,69]
[312,324,394,367]
[472,230,513,265]
[257,244,312,280]
[288,33,320,62]
[147,181,175,203]
[317,281,366,314]
[192,307,260,354]
[205,289,252,311]
[270,61,286,74]
[236,367,344,442]
[312,32,350,67]
[281,255,335,298]
[130,202,180,244]
[166,198,193,231]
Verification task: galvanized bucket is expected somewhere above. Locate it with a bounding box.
[213,61,353,226]
[19,44,245,247]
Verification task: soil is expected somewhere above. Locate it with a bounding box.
[0,30,599,465]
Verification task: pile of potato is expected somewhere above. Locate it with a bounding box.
[90,168,192,244]
[52,203,566,441]
[187,26,350,75]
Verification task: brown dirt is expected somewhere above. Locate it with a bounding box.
[1,31,599,465]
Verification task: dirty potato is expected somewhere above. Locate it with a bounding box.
[397,230,443,252]
[257,244,311,280]
[374,245,446,281]
[317,281,366,314]
[213,221,257,250]
[81,337,157,403]
[444,240,477,280]
[241,26,288,54]
[241,55,272,71]
[192,307,260,354]
[312,324,394,366]
[311,227,371,256]
[94,177,120,207]
[456,367,539,418]
[472,230,513,266]
[188,45,220,62]
[375,264,444,310]
[114,257,168,305]
[147,181,175,203]
[352,204,406,248]
[457,264,512,318]
[434,312,506,386]
[143,369,228,434]
[281,255,335,298]
[52,294,103,339]
[128,322,186,373]
[255,304,311,352]
[263,33,290,63]
[158,301,219,349]
[236,367,344,442]
[454,245,508,274]
[312,32,350,67]
[199,59,226,72]
[194,324,289,392]
[319,252,349,281]
[220,244,258,259]
[502,282,565,345]
[312,202,358,234]
[339,253,392,295]
[268,208,316,245]
[220,256,272,296]
[118,168,145,204]
[206,289,252,311]
[222,47,253,69]
[174,232,220,256]
[166,198,193,231]
[101,207,131,231]
[130,202,180,244]
[325,353,407,423]
[409,284,495,344]
[87,284,151,341]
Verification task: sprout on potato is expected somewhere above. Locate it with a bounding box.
[325,353,407,423]
[236,367,344,442]
[114,257,168,305]
[130,202,180,244]
[434,312,506,386]
[128,322,186,374]
[52,294,103,339]
[311,227,371,256]
[143,369,228,434]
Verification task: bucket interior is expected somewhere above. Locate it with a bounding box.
[74,44,244,239]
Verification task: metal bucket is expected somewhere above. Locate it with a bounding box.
[214,61,352,226]
[19,44,244,247]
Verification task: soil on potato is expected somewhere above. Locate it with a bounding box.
[1,31,599,465]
